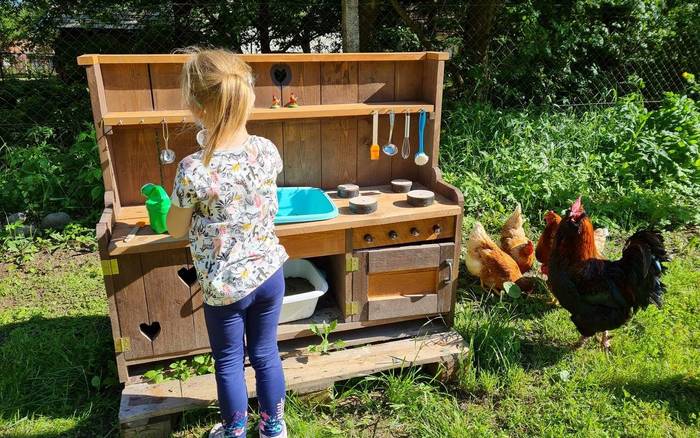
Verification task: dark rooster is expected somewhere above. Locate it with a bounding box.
[548,197,668,350]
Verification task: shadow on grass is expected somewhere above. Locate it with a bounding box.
[0,314,120,437]
[604,374,700,426]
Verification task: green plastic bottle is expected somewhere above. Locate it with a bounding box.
[141,183,171,234]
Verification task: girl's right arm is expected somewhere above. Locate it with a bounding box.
[168,157,198,238]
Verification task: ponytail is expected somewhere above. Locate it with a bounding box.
[180,48,254,165]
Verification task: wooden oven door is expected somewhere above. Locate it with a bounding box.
[351,242,454,322]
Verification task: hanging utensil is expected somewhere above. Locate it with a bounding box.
[414,110,429,166]
[382,111,398,156]
[159,120,176,164]
[401,111,411,159]
[370,111,379,161]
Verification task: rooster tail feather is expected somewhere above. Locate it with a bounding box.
[621,229,669,310]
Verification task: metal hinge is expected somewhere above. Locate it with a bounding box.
[114,337,131,353]
[346,256,359,272]
[345,301,360,316]
[101,259,119,276]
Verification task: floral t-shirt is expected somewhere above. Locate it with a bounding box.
[170,135,288,306]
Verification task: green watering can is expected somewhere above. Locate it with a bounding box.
[141,183,171,234]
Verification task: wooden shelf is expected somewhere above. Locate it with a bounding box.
[101,102,435,126]
[108,184,461,256]
[78,52,449,66]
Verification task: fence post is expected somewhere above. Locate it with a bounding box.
[341,0,360,53]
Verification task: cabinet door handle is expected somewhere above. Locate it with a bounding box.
[443,259,453,283]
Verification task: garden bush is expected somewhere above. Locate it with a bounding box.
[0,126,103,223]
[440,89,700,230]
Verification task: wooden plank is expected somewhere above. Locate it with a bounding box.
[283,119,321,187]
[367,243,441,274]
[120,378,182,423]
[110,127,161,206]
[352,216,456,249]
[368,294,439,320]
[101,64,153,112]
[321,117,357,189]
[368,269,438,299]
[358,61,395,102]
[107,185,461,256]
[395,61,424,101]
[329,246,353,322]
[113,254,153,360]
[321,62,358,104]
[149,63,185,110]
[418,59,445,184]
[119,330,465,424]
[85,64,121,216]
[438,242,455,313]
[279,229,345,259]
[248,121,285,186]
[100,102,434,125]
[79,52,450,66]
[356,115,391,185]
[283,62,321,106]
[141,249,197,356]
[352,250,370,322]
[390,110,419,181]
[96,208,131,383]
[251,62,277,108]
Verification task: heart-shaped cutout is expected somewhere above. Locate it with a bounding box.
[140,321,161,341]
[178,266,198,287]
[270,64,292,86]
[273,69,287,83]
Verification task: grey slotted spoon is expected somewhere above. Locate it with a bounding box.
[401,111,411,159]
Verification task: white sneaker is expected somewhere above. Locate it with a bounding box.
[209,423,225,438]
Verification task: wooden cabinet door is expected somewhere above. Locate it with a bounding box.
[352,242,454,321]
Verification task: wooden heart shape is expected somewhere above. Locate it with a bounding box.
[139,321,161,341]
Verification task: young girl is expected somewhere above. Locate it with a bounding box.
[167,49,288,438]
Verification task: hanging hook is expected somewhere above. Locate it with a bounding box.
[161,119,170,148]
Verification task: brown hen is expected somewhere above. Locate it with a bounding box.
[500,204,535,273]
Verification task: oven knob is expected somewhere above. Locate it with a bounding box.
[433,224,442,235]
[364,234,374,243]
[388,230,398,240]
[410,227,420,237]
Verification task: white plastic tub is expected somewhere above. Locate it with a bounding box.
[280,259,329,323]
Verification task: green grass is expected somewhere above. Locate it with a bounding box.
[1,230,698,437]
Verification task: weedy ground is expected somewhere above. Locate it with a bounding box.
[1,229,698,437]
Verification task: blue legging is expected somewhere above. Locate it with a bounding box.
[204,268,286,437]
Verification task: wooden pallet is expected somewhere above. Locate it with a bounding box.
[120,324,466,437]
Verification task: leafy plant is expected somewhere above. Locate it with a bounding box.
[192,354,215,375]
[143,367,167,384]
[307,320,345,355]
[169,360,193,381]
[0,221,39,265]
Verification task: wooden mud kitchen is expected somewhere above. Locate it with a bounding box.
[78,51,466,435]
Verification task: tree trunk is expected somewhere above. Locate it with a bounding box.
[462,0,502,100]
[257,0,272,53]
[342,0,360,52]
[358,0,379,51]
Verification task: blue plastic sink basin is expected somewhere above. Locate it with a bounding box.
[275,187,339,224]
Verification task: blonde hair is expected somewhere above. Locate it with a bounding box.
[180,48,255,165]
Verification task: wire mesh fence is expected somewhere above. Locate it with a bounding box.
[1,0,698,147]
